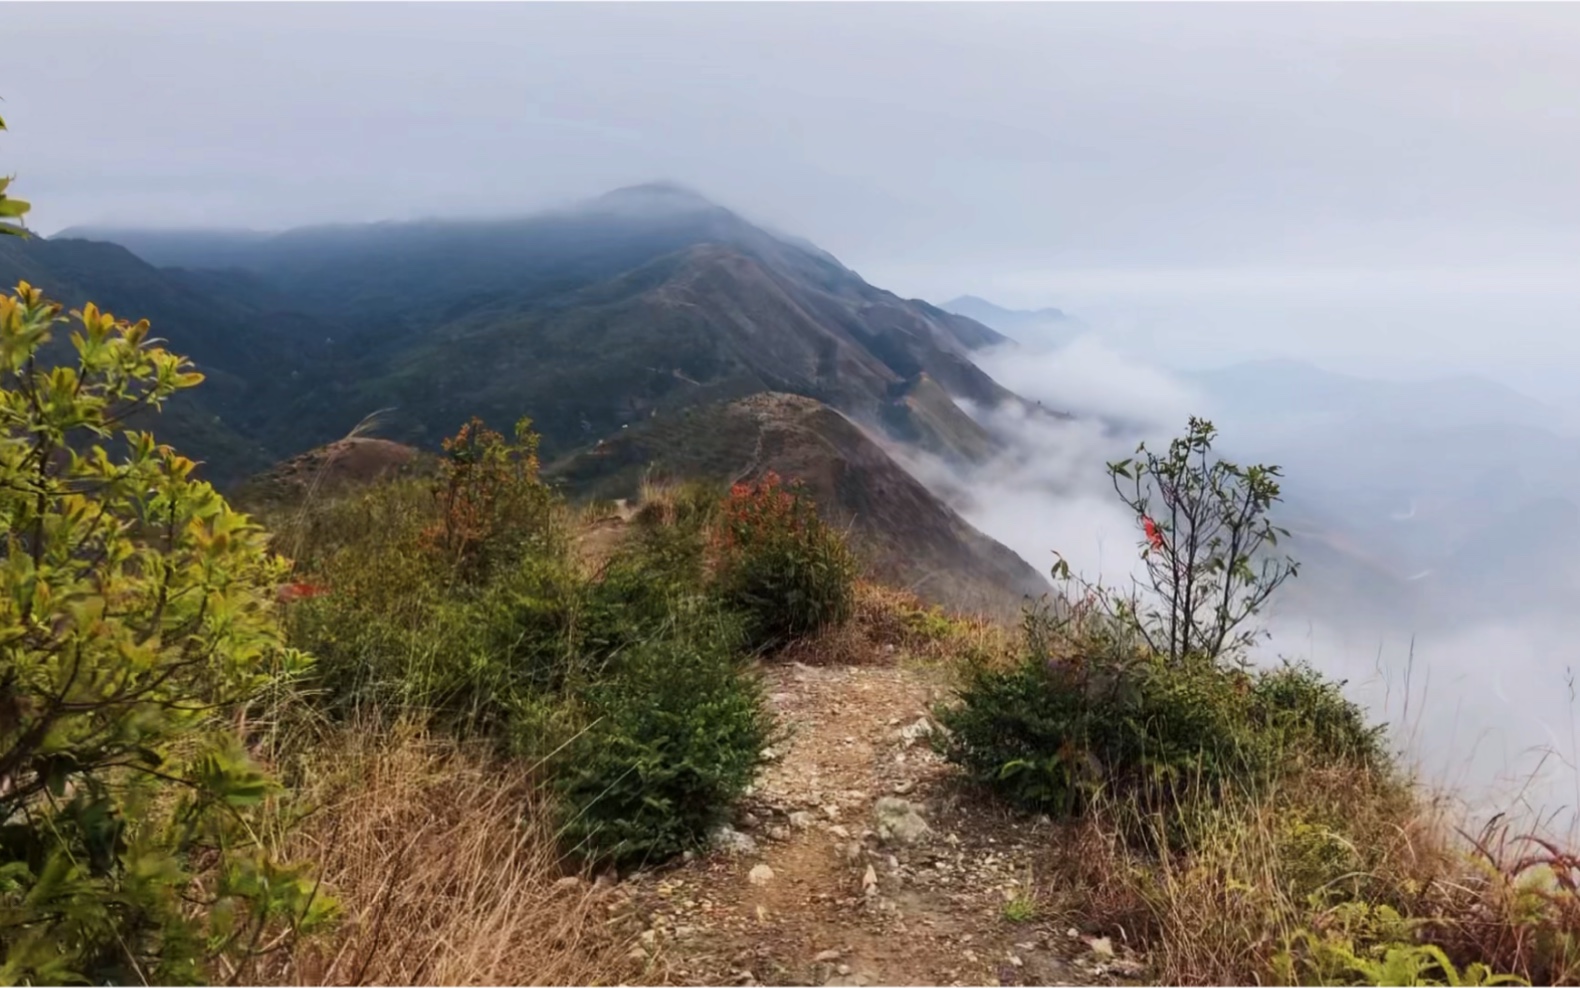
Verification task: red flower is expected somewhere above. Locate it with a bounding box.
[277,581,331,604]
[1142,516,1165,552]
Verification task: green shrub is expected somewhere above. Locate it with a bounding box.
[0,284,329,984]
[0,112,27,237]
[553,615,772,869]
[282,478,473,714]
[576,484,719,664]
[280,415,579,730]
[938,602,1387,837]
[942,416,1389,846]
[713,471,856,652]
[1249,660,1389,768]
[279,433,774,870]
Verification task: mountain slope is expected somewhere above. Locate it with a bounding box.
[0,235,350,482]
[64,184,1023,471]
[551,392,1049,615]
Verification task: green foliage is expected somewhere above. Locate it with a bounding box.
[422,415,556,583]
[552,614,773,869]
[939,603,1251,821]
[282,474,580,736]
[1249,660,1389,766]
[714,471,856,652]
[901,601,959,643]
[0,112,29,238]
[938,601,1387,836]
[1001,894,1037,923]
[1275,903,1526,986]
[550,492,774,866]
[1090,416,1298,664]
[280,439,774,869]
[0,283,328,984]
[942,416,1382,843]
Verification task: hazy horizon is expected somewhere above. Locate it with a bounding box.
[10,2,1580,376]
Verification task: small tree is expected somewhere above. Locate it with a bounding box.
[0,283,326,984]
[422,415,554,582]
[1058,417,1297,664]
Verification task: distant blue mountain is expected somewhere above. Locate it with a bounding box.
[939,295,1077,339]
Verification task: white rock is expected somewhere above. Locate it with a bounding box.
[862,864,878,895]
[897,717,934,746]
[874,797,931,844]
[711,825,759,856]
[814,949,842,963]
[748,863,775,886]
[789,811,817,829]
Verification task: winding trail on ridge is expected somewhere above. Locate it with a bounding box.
[610,659,1144,987]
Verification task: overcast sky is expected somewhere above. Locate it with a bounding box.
[8,2,1580,379]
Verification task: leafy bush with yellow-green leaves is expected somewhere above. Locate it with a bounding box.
[0,283,329,984]
[0,112,27,238]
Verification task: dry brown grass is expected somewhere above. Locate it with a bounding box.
[259,720,635,987]
[776,579,1016,668]
[1025,752,1580,986]
[1430,818,1580,984]
[1028,772,1428,983]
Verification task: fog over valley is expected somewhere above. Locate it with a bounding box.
[931,309,1580,826]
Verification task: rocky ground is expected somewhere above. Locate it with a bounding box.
[599,660,1148,987]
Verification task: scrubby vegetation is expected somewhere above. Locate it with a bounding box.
[276,459,848,873]
[939,600,1388,828]
[939,418,1580,986]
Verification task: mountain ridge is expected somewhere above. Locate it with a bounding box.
[21,186,1021,475]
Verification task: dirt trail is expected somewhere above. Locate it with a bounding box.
[611,660,1144,987]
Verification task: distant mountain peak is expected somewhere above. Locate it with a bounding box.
[582,181,724,216]
[938,295,1074,337]
[942,295,1067,321]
